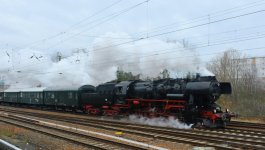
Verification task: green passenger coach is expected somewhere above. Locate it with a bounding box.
[3,88,19,103]
[43,86,79,109]
[19,87,46,105]
[0,85,95,111]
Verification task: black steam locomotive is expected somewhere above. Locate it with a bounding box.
[81,75,233,128]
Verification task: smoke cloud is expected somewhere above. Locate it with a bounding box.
[0,32,214,89]
[127,115,192,129]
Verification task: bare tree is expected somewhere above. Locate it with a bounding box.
[207,49,264,117]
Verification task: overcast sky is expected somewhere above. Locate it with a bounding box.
[1,0,265,61]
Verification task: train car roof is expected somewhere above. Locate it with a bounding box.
[20,87,46,92]
[3,85,84,92]
[4,88,21,92]
[4,87,47,92]
[44,85,80,91]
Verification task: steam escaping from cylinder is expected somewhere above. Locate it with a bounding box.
[127,115,192,129]
[0,32,214,89]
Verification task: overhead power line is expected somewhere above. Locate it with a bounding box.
[15,0,124,50]
[134,0,265,37]
[13,0,263,51]
[44,0,149,50]
[71,9,265,54]
[149,9,265,38]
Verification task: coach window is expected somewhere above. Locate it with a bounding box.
[26,93,29,98]
[20,93,23,97]
[30,93,34,97]
[68,92,73,99]
[51,93,55,99]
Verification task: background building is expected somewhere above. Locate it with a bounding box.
[248,56,265,89]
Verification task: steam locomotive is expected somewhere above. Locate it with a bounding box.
[81,75,233,128]
[0,75,234,128]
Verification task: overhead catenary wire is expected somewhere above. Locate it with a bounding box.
[133,0,265,37]
[86,25,265,56]
[6,8,262,69]
[85,31,265,67]
[10,0,264,51]
[148,9,265,38]
[45,7,265,52]
[61,9,265,55]
[50,23,265,56]
[27,0,148,50]
[14,0,124,50]
[46,0,265,48]
[44,0,149,51]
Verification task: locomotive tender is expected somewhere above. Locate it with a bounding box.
[0,75,234,128]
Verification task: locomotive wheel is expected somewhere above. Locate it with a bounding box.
[192,121,204,128]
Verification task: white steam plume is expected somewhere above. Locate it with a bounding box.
[127,115,192,129]
[0,32,214,89]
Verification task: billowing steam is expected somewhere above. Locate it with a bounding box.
[0,32,214,89]
[127,115,192,129]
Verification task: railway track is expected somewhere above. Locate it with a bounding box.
[216,121,265,136]
[0,112,148,150]
[1,107,265,149]
[229,121,265,130]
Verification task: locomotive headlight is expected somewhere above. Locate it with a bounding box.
[213,109,216,114]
